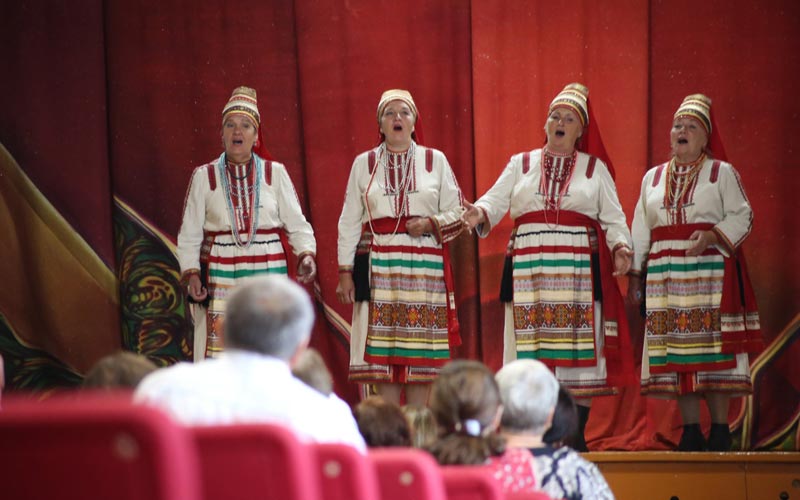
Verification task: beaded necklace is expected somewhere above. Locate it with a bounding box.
[540,147,577,227]
[366,142,417,241]
[219,153,261,249]
[664,153,705,225]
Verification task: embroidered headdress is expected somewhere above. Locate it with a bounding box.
[376,89,418,124]
[546,82,616,178]
[221,86,272,160]
[222,86,261,127]
[549,83,589,127]
[375,88,424,144]
[674,93,712,134]
[673,93,727,160]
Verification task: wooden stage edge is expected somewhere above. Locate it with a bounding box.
[582,451,800,500]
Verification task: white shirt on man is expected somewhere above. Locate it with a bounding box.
[135,349,366,452]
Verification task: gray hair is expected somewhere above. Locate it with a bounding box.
[495,359,559,434]
[224,275,314,360]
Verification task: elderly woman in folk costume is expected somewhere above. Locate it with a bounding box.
[628,95,761,451]
[177,86,317,360]
[337,89,465,406]
[462,83,635,451]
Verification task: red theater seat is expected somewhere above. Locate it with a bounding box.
[506,492,554,500]
[440,466,504,500]
[370,448,447,500]
[192,423,320,500]
[312,442,380,500]
[0,395,199,500]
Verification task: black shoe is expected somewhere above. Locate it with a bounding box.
[677,424,706,451]
[707,423,732,451]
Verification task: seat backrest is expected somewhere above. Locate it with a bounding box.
[0,394,199,500]
[370,448,447,500]
[440,466,504,500]
[505,492,555,500]
[192,423,320,500]
[312,442,380,500]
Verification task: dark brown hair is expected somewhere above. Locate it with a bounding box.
[542,384,579,448]
[426,360,505,465]
[354,396,412,447]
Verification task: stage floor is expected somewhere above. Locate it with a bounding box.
[583,452,800,500]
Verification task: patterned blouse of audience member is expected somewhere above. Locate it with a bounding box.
[495,359,614,500]
[426,360,505,465]
[354,395,412,447]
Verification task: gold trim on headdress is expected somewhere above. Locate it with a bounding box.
[549,83,589,126]
[674,93,712,133]
[222,86,261,127]
[377,89,418,123]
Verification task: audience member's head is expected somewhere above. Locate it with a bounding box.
[224,275,314,361]
[291,347,333,396]
[495,359,559,436]
[542,384,579,448]
[82,351,158,390]
[402,404,438,449]
[354,395,412,447]
[427,360,505,465]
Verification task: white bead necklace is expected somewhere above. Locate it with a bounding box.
[366,142,417,242]
[219,152,261,249]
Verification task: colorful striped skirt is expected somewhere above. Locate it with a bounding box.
[503,210,635,397]
[641,223,760,396]
[511,219,598,367]
[202,228,287,358]
[349,218,456,384]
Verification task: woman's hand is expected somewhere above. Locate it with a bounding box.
[613,246,634,277]
[406,217,432,237]
[627,274,644,305]
[297,255,317,284]
[187,274,208,302]
[686,230,718,256]
[336,273,355,304]
[461,201,484,232]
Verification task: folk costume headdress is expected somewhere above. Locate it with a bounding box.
[547,82,616,179]
[222,86,273,160]
[376,88,425,145]
[673,93,727,161]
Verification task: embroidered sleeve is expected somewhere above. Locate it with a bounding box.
[338,154,368,267]
[176,166,209,273]
[429,150,466,244]
[274,163,317,256]
[631,170,654,272]
[474,153,521,238]
[712,163,753,254]
[594,159,633,253]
